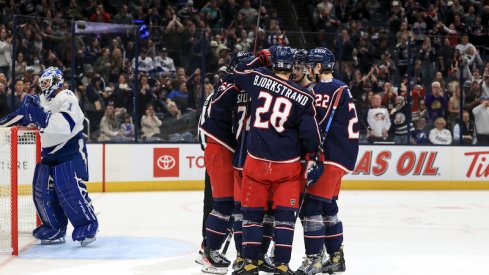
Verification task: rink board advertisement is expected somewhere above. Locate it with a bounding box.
[84,144,489,192]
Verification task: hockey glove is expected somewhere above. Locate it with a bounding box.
[305,152,324,187]
[23,102,49,129]
[257,46,277,67]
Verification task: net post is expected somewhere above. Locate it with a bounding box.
[35,131,42,227]
[11,127,18,256]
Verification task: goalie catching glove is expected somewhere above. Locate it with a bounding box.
[305,152,324,187]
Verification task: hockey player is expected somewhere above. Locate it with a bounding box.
[290,49,312,88]
[0,67,98,246]
[231,51,275,274]
[295,48,359,275]
[232,46,322,275]
[196,86,214,265]
[198,51,258,274]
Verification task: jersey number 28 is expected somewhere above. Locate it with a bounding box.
[254,91,292,133]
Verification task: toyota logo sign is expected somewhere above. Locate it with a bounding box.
[157,155,176,170]
[154,148,179,177]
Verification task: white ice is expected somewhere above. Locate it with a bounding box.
[1,190,489,275]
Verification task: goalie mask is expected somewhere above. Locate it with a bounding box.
[39,67,64,98]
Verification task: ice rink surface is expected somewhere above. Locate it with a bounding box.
[1,190,489,275]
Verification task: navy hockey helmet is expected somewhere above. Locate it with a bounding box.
[230,51,255,70]
[307,47,335,71]
[272,46,294,71]
[293,49,308,64]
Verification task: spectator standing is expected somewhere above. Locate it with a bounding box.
[464,79,481,120]
[132,50,154,74]
[113,4,133,25]
[481,74,489,98]
[90,4,111,22]
[239,0,258,27]
[94,48,112,83]
[447,84,462,127]
[453,110,476,145]
[390,96,414,144]
[381,82,397,113]
[429,117,452,145]
[425,81,448,124]
[367,94,391,142]
[472,96,489,145]
[154,48,176,76]
[0,29,11,77]
[418,37,436,90]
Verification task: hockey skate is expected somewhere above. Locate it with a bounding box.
[80,236,96,247]
[40,237,66,245]
[201,248,231,274]
[232,259,259,275]
[258,254,275,273]
[295,254,322,275]
[322,246,346,274]
[232,253,244,270]
[274,263,296,275]
[195,244,205,265]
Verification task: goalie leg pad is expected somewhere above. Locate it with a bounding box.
[53,161,98,241]
[32,163,68,240]
[323,201,343,254]
[302,197,325,256]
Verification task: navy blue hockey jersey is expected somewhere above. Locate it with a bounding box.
[232,57,263,169]
[199,74,238,152]
[233,67,320,162]
[231,88,250,169]
[310,79,359,171]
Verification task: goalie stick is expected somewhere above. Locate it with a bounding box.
[297,86,345,217]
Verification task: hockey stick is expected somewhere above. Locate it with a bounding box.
[297,87,344,217]
[221,215,235,255]
[253,0,263,54]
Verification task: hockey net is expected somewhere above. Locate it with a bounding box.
[0,127,40,255]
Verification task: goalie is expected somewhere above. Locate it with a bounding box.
[0,67,98,246]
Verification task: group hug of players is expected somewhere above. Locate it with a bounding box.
[197,46,359,275]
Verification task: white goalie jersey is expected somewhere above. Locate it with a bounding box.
[39,90,86,161]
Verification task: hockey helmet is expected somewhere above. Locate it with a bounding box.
[39,66,64,98]
[307,47,335,71]
[272,46,294,71]
[230,51,255,70]
[293,49,308,64]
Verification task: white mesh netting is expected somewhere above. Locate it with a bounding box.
[0,128,38,253]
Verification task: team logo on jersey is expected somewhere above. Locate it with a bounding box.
[154,148,179,177]
[290,199,296,206]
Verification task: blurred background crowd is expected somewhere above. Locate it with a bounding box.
[0,0,488,145]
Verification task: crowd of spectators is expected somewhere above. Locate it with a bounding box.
[304,0,489,145]
[0,0,488,145]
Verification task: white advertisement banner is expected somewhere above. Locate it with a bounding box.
[84,144,489,190]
